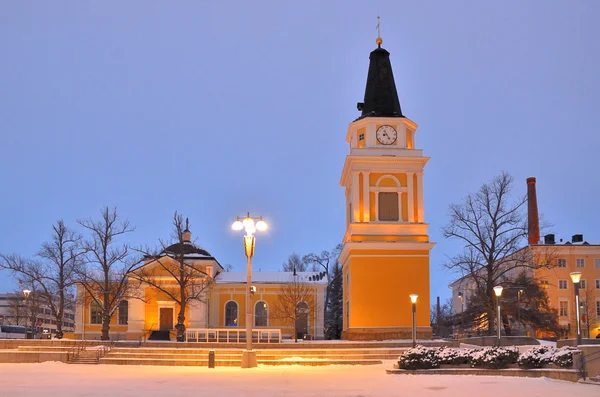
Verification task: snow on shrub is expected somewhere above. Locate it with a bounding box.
[517,346,551,368]
[469,346,519,369]
[397,345,440,370]
[549,346,578,368]
[438,347,475,365]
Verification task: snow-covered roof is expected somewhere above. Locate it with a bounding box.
[215,271,328,285]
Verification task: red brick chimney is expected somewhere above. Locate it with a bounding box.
[526,177,540,245]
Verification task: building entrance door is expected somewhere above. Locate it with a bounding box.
[159,308,173,330]
[295,302,309,339]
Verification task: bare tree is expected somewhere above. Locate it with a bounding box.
[303,243,342,329]
[77,207,138,341]
[271,274,321,342]
[129,213,212,342]
[0,220,84,338]
[281,253,308,272]
[580,287,598,339]
[443,172,553,335]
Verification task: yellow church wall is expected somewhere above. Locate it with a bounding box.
[357,127,366,148]
[369,173,407,187]
[359,173,364,221]
[349,235,429,243]
[344,255,430,328]
[79,292,129,337]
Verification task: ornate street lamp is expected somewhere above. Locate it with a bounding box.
[493,286,503,346]
[569,272,582,345]
[409,294,418,347]
[232,213,268,368]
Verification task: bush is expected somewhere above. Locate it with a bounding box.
[398,345,440,370]
[438,348,475,365]
[550,346,578,368]
[471,346,519,369]
[518,346,551,368]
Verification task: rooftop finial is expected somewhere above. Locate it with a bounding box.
[185,217,189,231]
[376,15,383,47]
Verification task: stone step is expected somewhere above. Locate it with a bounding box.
[109,347,406,355]
[99,357,383,366]
[104,352,398,360]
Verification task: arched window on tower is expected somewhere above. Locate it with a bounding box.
[255,301,268,327]
[225,301,238,327]
[378,192,399,221]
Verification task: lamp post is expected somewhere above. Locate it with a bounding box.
[409,294,418,347]
[232,213,268,368]
[23,289,32,339]
[493,286,503,346]
[457,291,464,334]
[569,272,582,345]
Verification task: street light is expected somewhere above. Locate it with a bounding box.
[457,291,464,333]
[23,289,32,339]
[409,294,418,347]
[232,213,268,369]
[569,272,582,345]
[493,286,503,346]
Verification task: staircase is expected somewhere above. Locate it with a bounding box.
[67,349,100,365]
[148,330,170,341]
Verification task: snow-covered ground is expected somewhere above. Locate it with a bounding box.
[0,362,596,397]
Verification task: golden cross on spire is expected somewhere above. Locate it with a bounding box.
[376,15,383,46]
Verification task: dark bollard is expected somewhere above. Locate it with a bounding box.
[208,350,215,368]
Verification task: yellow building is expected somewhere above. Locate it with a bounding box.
[450,178,600,339]
[74,229,327,341]
[339,39,434,340]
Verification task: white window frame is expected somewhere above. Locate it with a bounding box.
[254,301,268,327]
[558,300,569,317]
[594,258,600,269]
[224,300,239,327]
[595,279,600,290]
[558,279,568,290]
[90,300,103,325]
[580,279,587,289]
[557,258,566,268]
[576,258,585,268]
[596,299,600,317]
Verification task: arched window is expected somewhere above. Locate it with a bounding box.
[90,300,102,325]
[118,300,128,325]
[225,301,238,327]
[254,301,268,327]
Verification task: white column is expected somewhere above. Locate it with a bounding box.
[351,172,360,222]
[187,300,207,328]
[406,172,415,223]
[366,123,376,147]
[128,291,145,335]
[417,172,425,222]
[362,172,370,222]
[397,192,403,222]
[74,285,85,339]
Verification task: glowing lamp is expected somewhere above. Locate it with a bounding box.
[23,289,31,298]
[256,220,268,231]
[409,294,418,304]
[570,272,582,284]
[231,221,244,231]
[493,285,503,297]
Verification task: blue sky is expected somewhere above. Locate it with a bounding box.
[1,1,599,303]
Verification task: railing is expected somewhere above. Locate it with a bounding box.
[580,349,600,380]
[66,341,85,362]
[186,328,281,343]
[95,341,114,361]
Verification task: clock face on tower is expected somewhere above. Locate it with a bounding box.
[376,125,397,145]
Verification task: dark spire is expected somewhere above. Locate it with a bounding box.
[356,46,404,119]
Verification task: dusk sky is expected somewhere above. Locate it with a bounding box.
[1,1,599,303]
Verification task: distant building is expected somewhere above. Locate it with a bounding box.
[0,292,76,335]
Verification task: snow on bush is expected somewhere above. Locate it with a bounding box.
[517,346,578,368]
[397,345,440,370]
[438,347,475,365]
[470,346,519,369]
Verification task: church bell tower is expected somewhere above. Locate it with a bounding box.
[339,35,434,340]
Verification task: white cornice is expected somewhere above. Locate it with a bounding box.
[340,156,430,186]
[339,241,435,264]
